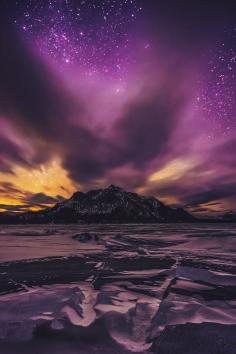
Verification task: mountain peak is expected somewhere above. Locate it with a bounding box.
[71,190,85,200]
[0,185,195,224]
[107,184,123,191]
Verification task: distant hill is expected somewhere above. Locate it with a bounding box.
[211,211,236,223]
[0,185,196,224]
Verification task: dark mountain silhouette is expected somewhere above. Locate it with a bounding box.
[214,211,236,222]
[0,185,196,224]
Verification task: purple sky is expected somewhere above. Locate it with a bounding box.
[0,0,236,215]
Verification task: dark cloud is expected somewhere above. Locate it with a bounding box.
[0,135,30,172]
[0,181,64,211]
[189,207,212,213]
[0,19,110,184]
[0,22,72,140]
[0,20,84,171]
[144,162,236,212]
[62,126,110,183]
[0,13,189,189]
[112,91,184,168]
[185,182,236,208]
[0,182,22,194]
[0,9,196,192]
[64,82,186,185]
[0,204,29,212]
[24,193,65,206]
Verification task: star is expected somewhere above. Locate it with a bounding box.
[14,0,144,81]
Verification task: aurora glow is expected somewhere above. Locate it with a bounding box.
[0,0,236,216]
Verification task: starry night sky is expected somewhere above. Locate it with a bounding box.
[0,0,236,215]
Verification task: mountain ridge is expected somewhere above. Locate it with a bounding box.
[0,185,196,224]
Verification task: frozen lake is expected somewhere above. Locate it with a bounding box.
[0,224,236,353]
[1,223,236,262]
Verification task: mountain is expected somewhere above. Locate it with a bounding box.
[0,185,196,224]
[198,210,236,223]
[213,211,236,223]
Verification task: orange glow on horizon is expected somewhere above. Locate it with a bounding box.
[0,159,77,212]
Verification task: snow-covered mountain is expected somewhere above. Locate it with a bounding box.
[0,185,195,224]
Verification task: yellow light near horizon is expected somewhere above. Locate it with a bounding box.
[159,196,180,205]
[148,157,199,184]
[14,160,75,195]
[0,159,77,211]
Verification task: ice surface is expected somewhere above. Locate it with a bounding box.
[0,223,236,353]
